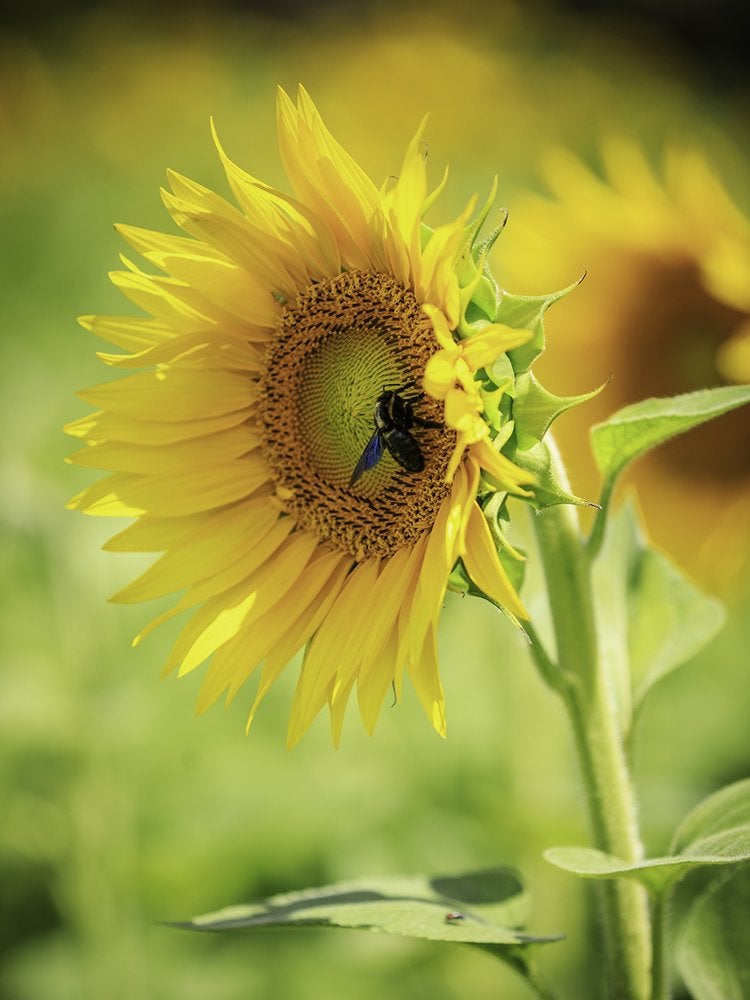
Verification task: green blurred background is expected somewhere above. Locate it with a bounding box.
[2,2,749,997]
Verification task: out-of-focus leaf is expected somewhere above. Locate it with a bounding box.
[628,544,725,715]
[676,865,750,1000]
[592,500,725,735]
[670,779,750,856]
[174,868,564,949]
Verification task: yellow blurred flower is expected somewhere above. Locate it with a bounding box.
[67,87,534,745]
[501,138,750,589]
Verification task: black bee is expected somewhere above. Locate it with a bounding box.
[349,384,442,488]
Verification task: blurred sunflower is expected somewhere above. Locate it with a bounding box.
[67,86,536,745]
[500,138,750,589]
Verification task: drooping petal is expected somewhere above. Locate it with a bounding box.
[463,502,528,621]
[286,557,381,743]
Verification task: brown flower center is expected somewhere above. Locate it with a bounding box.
[257,270,455,560]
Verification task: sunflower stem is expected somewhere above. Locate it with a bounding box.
[649,889,670,1000]
[531,438,652,999]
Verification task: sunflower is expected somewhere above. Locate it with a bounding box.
[66,87,542,745]
[499,138,750,589]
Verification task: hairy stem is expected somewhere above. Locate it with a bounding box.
[650,891,670,1000]
[530,440,652,999]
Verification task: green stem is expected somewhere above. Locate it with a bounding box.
[530,441,652,999]
[650,891,670,1000]
[586,477,614,560]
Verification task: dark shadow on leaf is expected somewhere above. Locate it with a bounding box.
[430,869,522,906]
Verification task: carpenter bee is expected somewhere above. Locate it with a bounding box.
[349,384,442,488]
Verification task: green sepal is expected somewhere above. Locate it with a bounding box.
[455,183,506,324]
[498,277,583,374]
[462,180,503,264]
[473,214,508,260]
[488,351,516,391]
[481,383,513,433]
[172,867,563,952]
[448,560,472,594]
[514,441,597,510]
[464,272,502,326]
[481,492,527,596]
[545,778,750,897]
[513,371,609,451]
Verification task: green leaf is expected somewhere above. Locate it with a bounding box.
[677,865,750,1000]
[629,545,725,715]
[498,279,582,374]
[591,500,725,735]
[174,868,563,949]
[670,778,750,857]
[513,371,607,451]
[544,846,745,897]
[546,779,750,896]
[590,385,750,496]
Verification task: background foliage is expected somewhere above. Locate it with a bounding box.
[1,1,749,997]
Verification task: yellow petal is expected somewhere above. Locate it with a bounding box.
[422,303,457,350]
[102,512,209,553]
[96,330,265,371]
[332,544,414,696]
[209,548,347,710]
[78,313,173,352]
[287,558,380,742]
[407,624,446,738]
[67,422,257,474]
[471,438,535,495]
[399,466,470,666]
[212,119,341,281]
[356,626,400,736]
[133,516,294,644]
[461,324,533,370]
[69,456,269,517]
[109,496,278,603]
[77,368,255,421]
[277,85,382,271]
[463,502,528,621]
[423,351,458,399]
[64,406,253,447]
[197,548,347,714]
[251,554,353,733]
[168,529,319,676]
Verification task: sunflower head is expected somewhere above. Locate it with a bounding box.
[67,86,570,745]
[498,138,750,586]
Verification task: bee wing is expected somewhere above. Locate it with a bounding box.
[349,431,385,487]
